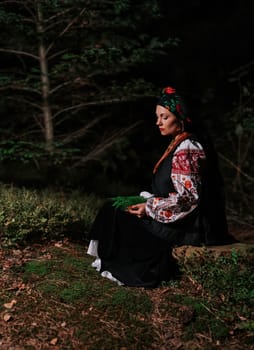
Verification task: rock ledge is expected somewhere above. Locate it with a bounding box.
[172,243,254,263]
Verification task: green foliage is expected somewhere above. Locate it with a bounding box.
[23,249,108,304]
[0,0,173,100]
[0,184,102,246]
[41,280,94,303]
[183,249,254,305]
[111,195,147,210]
[179,249,254,339]
[226,81,254,136]
[0,140,80,164]
[199,67,254,221]
[0,8,22,25]
[24,260,53,276]
[96,288,152,315]
[0,0,176,143]
[176,296,230,341]
[113,0,130,15]
[218,78,253,217]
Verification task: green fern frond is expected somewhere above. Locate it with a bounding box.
[111,196,147,210]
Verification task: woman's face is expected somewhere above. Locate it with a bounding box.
[155,105,182,137]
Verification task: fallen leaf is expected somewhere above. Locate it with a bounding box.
[220,294,225,302]
[3,313,12,322]
[4,299,17,309]
[237,313,248,321]
[18,283,26,290]
[50,338,58,345]
[13,249,22,256]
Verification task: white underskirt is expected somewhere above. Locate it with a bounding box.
[87,240,124,286]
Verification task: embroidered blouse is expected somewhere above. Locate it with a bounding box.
[145,138,206,223]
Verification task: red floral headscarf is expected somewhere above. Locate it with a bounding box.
[157,86,191,122]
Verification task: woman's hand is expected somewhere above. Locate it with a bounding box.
[127,203,146,218]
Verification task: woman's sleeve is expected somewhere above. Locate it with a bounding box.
[145,139,206,223]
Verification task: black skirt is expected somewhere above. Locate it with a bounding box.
[89,201,179,288]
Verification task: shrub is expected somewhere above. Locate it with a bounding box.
[0,183,103,246]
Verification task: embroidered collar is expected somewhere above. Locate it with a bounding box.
[153,132,192,174]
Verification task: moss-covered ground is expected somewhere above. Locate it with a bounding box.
[0,240,253,349]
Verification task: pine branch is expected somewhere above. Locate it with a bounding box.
[47,49,68,61]
[49,81,73,96]
[45,8,73,24]
[71,122,141,168]
[6,96,42,111]
[60,114,112,145]
[45,7,87,55]
[51,96,149,120]
[23,1,36,21]
[0,48,39,61]
[0,84,41,95]
[44,18,70,32]
[218,152,254,182]
[1,0,34,5]
[240,130,254,167]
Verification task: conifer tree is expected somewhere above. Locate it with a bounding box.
[0,0,178,164]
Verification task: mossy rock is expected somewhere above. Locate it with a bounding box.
[172,243,254,263]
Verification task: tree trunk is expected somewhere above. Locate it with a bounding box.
[37,2,54,148]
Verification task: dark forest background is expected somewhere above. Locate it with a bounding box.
[0,0,253,224]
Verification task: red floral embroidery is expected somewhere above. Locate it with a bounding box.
[172,150,203,175]
[145,139,206,224]
[184,180,192,189]
[164,210,172,218]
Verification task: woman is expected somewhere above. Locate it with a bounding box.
[87,86,235,287]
